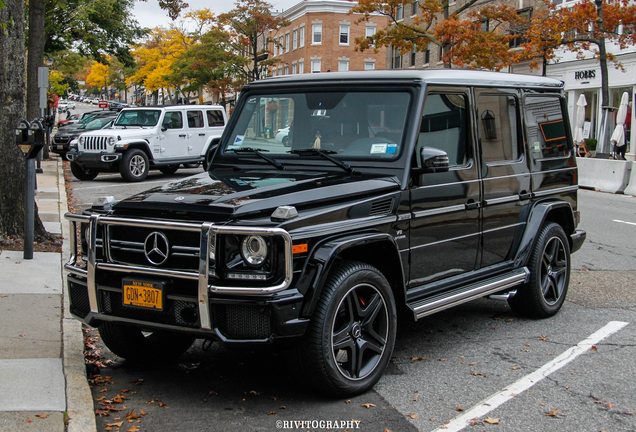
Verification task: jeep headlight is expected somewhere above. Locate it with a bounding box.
[241,235,267,266]
[79,136,85,144]
[108,137,115,146]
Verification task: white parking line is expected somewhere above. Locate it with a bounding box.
[613,219,636,227]
[72,179,170,191]
[431,321,629,432]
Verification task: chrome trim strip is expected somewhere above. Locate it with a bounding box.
[110,247,144,254]
[97,263,200,280]
[482,222,524,235]
[110,240,143,247]
[413,268,529,319]
[410,231,480,250]
[484,195,519,206]
[64,263,87,277]
[533,185,579,197]
[397,213,412,221]
[412,204,466,219]
[198,223,213,330]
[290,215,396,241]
[87,214,99,313]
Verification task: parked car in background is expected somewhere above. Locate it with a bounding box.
[52,114,117,159]
[58,113,81,127]
[108,101,129,111]
[275,126,291,147]
[67,104,227,181]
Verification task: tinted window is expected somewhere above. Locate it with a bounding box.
[187,111,204,128]
[162,112,183,129]
[416,93,468,167]
[477,92,520,163]
[206,110,225,127]
[114,110,161,127]
[524,96,569,158]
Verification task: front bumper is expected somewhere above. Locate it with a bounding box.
[64,213,301,344]
[67,150,122,168]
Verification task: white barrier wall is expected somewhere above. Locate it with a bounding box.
[623,163,636,196]
[576,158,633,194]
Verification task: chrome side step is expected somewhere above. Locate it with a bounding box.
[408,268,529,320]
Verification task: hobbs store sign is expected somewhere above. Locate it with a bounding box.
[574,70,597,81]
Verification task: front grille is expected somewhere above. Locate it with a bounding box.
[215,304,271,339]
[69,281,90,318]
[54,136,70,144]
[100,290,200,328]
[108,226,200,270]
[80,136,109,151]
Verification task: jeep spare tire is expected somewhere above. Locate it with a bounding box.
[120,149,149,181]
[70,162,99,181]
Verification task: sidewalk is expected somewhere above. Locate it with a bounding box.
[0,157,96,432]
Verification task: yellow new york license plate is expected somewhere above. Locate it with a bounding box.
[122,279,163,310]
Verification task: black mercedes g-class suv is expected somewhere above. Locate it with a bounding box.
[65,70,586,396]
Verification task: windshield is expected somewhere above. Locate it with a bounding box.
[223,91,411,161]
[114,109,161,127]
[83,117,113,130]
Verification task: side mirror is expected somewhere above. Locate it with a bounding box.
[161,126,168,132]
[420,147,449,173]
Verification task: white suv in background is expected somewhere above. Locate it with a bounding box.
[67,105,227,181]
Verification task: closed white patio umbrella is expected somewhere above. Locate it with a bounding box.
[610,92,630,149]
[573,94,586,149]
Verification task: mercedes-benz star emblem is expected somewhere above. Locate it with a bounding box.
[144,232,170,266]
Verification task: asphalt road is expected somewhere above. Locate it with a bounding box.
[63,125,636,432]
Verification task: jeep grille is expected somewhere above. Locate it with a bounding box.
[80,136,109,151]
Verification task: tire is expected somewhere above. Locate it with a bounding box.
[120,149,149,182]
[202,148,215,171]
[296,261,396,397]
[282,136,291,147]
[159,165,179,175]
[182,162,200,169]
[70,162,99,180]
[98,322,195,362]
[508,222,571,318]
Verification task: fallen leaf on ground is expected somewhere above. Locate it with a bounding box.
[407,413,420,419]
[544,409,564,417]
[410,397,418,401]
[361,403,376,408]
[95,410,109,417]
[268,411,276,415]
[106,422,124,427]
[484,417,500,424]
[126,426,140,432]
[35,414,48,419]
[411,357,428,361]
[132,379,144,385]
[345,400,351,404]
[591,346,598,351]
[538,335,548,341]
[456,407,464,411]
[510,366,520,370]
[439,358,448,361]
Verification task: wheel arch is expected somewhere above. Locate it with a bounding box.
[122,142,153,162]
[514,200,575,267]
[301,232,407,320]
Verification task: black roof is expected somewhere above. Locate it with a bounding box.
[249,69,564,90]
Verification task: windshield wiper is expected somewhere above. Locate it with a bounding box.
[289,148,355,174]
[229,147,284,170]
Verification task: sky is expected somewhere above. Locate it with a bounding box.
[132,0,302,30]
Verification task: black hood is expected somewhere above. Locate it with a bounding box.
[113,170,400,218]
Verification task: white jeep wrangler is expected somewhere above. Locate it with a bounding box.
[67,105,226,181]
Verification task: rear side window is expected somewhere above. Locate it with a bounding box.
[476,91,521,163]
[187,111,204,128]
[524,95,569,158]
[207,110,225,127]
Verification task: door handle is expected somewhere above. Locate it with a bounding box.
[519,192,533,200]
[179,134,186,138]
[465,201,480,210]
[199,133,206,136]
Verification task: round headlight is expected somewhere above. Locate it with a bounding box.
[241,235,267,266]
[79,136,84,144]
[108,137,115,146]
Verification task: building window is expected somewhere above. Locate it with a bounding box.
[311,58,321,73]
[411,49,416,66]
[338,59,349,71]
[365,26,376,47]
[364,61,375,70]
[396,5,403,20]
[509,8,532,48]
[272,67,276,77]
[284,64,289,75]
[278,66,282,76]
[481,19,489,32]
[424,44,430,64]
[299,59,304,74]
[293,29,298,50]
[279,36,283,53]
[411,0,418,16]
[393,48,401,69]
[285,32,290,52]
[292,62,297,74]
[312,24,322,44]
[340,24,350,45]
[273,41,277,57]
[300,25,305,47]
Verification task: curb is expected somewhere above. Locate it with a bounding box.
[58,158,97,432]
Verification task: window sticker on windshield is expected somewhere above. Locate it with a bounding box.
[371,144,388,154]
[533,141,541,152]
[386,144,397,154]
[233,135,245,146]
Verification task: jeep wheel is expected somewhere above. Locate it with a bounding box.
[508,222,571,318]
[70,162,99,181]
[120,149,149,182]
[282,136,291,147]
[98,322,195,362]
[182,162,200,169]
[297,261,396,396]
[159,165,179,175]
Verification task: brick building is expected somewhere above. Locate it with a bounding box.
[269,0,388,76]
